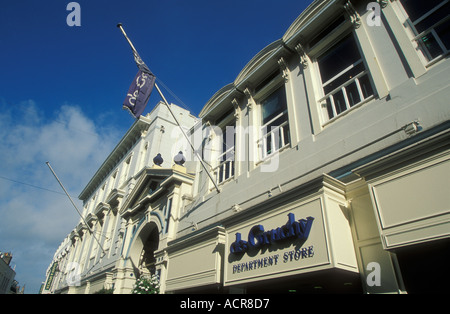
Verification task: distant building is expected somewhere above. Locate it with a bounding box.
[45,0,450,294]
[42,102,198,294]
[1,252,16,294]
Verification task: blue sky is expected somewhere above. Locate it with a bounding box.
[0,0,311,293]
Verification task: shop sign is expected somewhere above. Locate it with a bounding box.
[44,262,58,290]
[229,213,314,255]
[231,245,315,274]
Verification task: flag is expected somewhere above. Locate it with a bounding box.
[123,52,156,118]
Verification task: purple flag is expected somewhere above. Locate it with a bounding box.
[123,54,155,118]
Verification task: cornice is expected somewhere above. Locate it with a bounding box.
[283,0,336,46]
[119,166,195,219]
[199,83,235,119]
[234,39,285,89]
[105,188,125,210]
[94,202,111,219]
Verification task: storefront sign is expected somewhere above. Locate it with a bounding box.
[230,213,314,255]
[44,262,58,291]
[225,188,359,287]
[232,245,315,274]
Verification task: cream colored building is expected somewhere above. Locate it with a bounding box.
[44,0,450,294]
[0,252,16,294]
[42,102,198,294]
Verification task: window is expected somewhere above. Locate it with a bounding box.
[317,33,374,122]
[103,210,117,251]
[217,125,235,184]
[164,198,172,234]
[401,0,449,62]
[212,110,235,185]
[120,155,132,186]
[258,85,290,160]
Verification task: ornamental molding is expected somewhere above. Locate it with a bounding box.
[378,0,389,8]
[232,98,241,121]
[278,57,289,83]
[294,43,308,69]
[344,1,361,29]
[243,87,255,111]
[231,204,242,213]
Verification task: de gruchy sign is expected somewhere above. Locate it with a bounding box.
[230,213,315,255]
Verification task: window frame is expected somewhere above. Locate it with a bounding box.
[399,0,450,65]
[254,74,290,163]
[164,198,173,234]
[211,110,236,185]
[311,29,376,125]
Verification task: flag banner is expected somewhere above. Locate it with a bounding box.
[123,69,155,118]
[123,51,155,118]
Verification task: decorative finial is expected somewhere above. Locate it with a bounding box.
[174,151,186,166]
[153,153,163,166]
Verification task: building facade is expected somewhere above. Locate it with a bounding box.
[0,252,16,294]
[42,102,198,294]
[44,0,450,294]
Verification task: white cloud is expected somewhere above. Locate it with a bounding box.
[0,100,120,293]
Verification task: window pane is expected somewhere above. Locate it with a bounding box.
[266,134,272,156]
[282,124,290,147]
[401,0,449,61]
[317,34,361,84]
[435,18,450,49]
[346,81,361,107]
[221,125,235,156]
[326,98,334,119]
[414,2,450,32]
[332,90,347,115]
[310,15,346,47]
[219,165,224,183]
[400,0,445,22]
[358,74,374,99]
[225,162,231,180]
[261,85,287,125]
[323,62,365,94]
[418,33,444,59]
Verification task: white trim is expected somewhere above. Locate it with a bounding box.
[321,59,363,87]
[319,69,374,124]
[257,118,290,161]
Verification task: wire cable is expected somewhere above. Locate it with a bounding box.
[0,174,76,197]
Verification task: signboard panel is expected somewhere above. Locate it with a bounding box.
[165,227,225,292]
[44,262,58,291]
[224,197,331,286]
[368,152,450,249]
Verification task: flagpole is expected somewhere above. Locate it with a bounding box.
[46,162,106,254]
[117,23,138,57]
[153,83,221,193]
[117,23,221,193]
